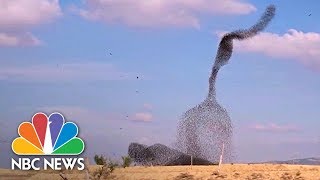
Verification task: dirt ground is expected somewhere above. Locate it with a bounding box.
[1,164,320,180]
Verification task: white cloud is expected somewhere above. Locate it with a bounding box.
[76,0,256,28]
[0,32,41,47]
[0,62,137,82]
[216,29,320,70]
[0,0,62,47]
[132,112,153,122]
[0,0,61,29]
[249,123,300,133]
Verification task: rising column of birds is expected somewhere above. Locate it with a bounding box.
[175,5,276,163]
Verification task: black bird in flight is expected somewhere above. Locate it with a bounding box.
[308,13,312,16]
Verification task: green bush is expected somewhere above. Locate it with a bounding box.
[94,154,107,165]
[108,160,119,172]
[92,155,119,179]
[121,156,132,168]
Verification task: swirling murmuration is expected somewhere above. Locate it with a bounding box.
[175,5,276,163]
[127,5,276,166]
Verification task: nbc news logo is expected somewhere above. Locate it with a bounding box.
[11,112,85,170]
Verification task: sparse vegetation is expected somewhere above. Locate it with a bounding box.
[1,163,320,179]
[91,154,120,179]
[294,170,305,180]
[108,159,119,172]
[212,170,219,175]
[122,155,133,168]
[280,172,293,180]
[94,155,107,165]
[59,173,68,180]
[296,171,301,176]
[246,173,264,180]
[92,165,112,180]
[211,171,227,179]
[216,174,228,179]
[174,173,194,180]
[310,167,319,171]
[233,172,240,178]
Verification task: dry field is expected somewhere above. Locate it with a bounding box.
[1,164,320,180]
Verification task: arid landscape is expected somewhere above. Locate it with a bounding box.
[1,164,320,180]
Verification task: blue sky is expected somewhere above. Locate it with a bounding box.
[1,0,320,168]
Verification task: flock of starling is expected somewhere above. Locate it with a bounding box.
[174,5,276,163]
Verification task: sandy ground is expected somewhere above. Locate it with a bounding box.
[1,164,320,180]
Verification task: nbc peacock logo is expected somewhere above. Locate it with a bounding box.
[12,112,85,155]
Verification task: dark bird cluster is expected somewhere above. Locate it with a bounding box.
[175,5,276,163]
[128,143,215,166]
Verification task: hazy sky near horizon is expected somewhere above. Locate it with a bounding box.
[1,0,320,168]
